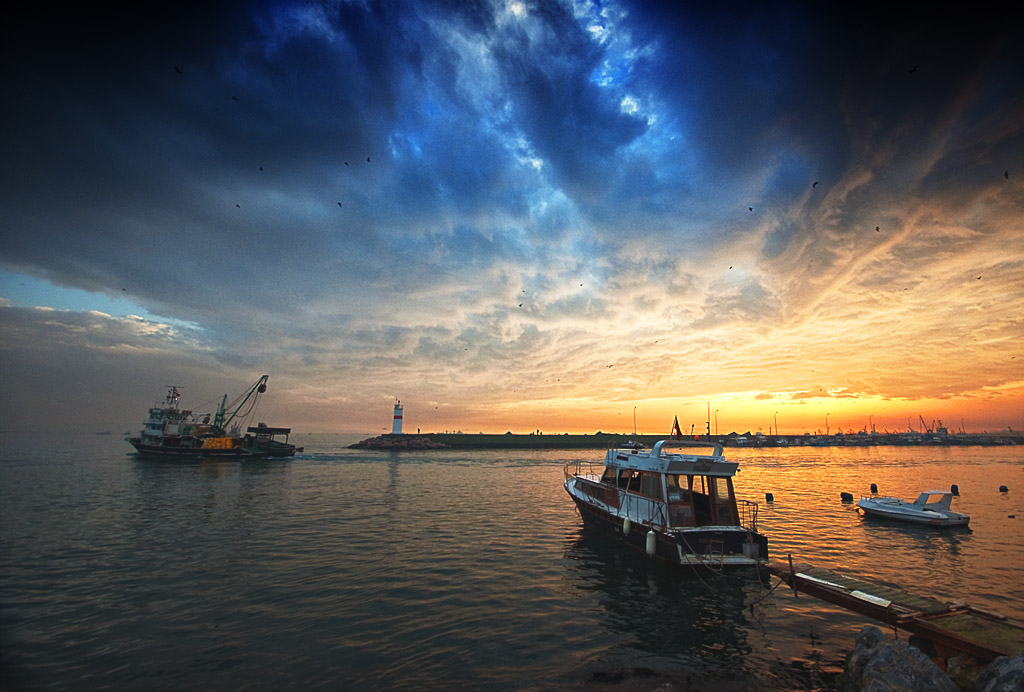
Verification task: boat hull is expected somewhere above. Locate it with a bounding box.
[857,505,969,527]
[127,438,295,459]
[571,494,768,567]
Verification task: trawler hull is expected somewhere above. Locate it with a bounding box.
[127,439,294,459]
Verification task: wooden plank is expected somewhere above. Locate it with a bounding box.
[767,559,1024,662]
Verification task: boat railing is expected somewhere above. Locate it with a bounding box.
[564,459,604,483]
[737,499,759,532]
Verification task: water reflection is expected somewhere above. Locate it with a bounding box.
[564,527,770,676]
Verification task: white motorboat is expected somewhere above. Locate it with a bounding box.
[856,491,969,527]
[564,439,767,567]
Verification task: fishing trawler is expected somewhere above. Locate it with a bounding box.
[126,375,297,458]
[564,438,767,567]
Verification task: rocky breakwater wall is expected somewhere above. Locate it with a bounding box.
[348,435,449,450]
[843,626,1024,692]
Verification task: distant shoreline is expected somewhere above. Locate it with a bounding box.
[349,431,1023,450]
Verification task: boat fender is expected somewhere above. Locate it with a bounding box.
[950,484,959,496]
[840,492,854,502]
[646,529,656,556]
[765,492,774,503]
[999,485,1008,493]
[870,483,878,494]
[622,518,631,536]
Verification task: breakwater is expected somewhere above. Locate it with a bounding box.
[349,431,1022,450]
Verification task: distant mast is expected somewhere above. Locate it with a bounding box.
[391,400,404,435]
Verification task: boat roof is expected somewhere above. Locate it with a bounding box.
[247,426,291,434]
[605,439,738,477]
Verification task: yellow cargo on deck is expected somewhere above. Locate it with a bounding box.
[201,437,238,450]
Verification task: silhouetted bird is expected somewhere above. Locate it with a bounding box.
[236,204,240,208]
[519,303,523,307]
[909,65,920,74]
[876,226,880,232]
[977,276,982,280]
[1006,170,1010,179]
[367,157,371,162]
[344,162,349,166]
[748,207,753,212]
[174,66,182,75]
[337,202,342,207]
[813,181,818,187]
[232,96,238,101]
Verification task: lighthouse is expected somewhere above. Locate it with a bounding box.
[391,400,404,435]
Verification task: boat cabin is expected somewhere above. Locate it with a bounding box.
[596,440,750,529]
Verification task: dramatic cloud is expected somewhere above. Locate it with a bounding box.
[1,2,1021,435]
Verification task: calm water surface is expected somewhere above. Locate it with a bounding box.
[1,433,1021,691]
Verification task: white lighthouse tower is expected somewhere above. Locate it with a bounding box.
[391,400,404,435]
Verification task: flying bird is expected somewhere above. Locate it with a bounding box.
[337,202,342,207]
[367,157,371,162]
[344,162,349,166]
[909,65,920,74]
[174,66,182,75]
[232,96,238,102]
[1006,170,1010,179]
[876,226,880,232]
[812,181,818,188]
[748,207,753,212]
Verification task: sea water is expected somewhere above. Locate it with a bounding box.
[1,433,1021,691]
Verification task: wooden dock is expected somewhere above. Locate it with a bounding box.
[768,559,1024,662]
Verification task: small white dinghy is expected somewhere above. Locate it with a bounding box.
[857,490,969,527]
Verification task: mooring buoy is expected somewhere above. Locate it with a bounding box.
[951,484,959,496]
[870,483,878,494]
[765,492,774,503]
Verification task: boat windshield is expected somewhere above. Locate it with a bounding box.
[666,474,738,527]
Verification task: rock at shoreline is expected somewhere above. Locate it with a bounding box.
[844,626,958,692]
[348,435,448,450]
[975,653,1024,692]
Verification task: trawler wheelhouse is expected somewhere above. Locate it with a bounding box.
[565,440,767,567]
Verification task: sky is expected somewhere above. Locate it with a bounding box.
[1,1,1022,436]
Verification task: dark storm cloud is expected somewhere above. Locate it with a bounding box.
[492,3,648,202]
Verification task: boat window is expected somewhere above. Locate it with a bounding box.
[625,470,642,493]
[669,504,694,526]
[708,477,737,525]
[666,475,694,526]
[639,473,663,500]
[601,467,618,484]
[665,475,692,502]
